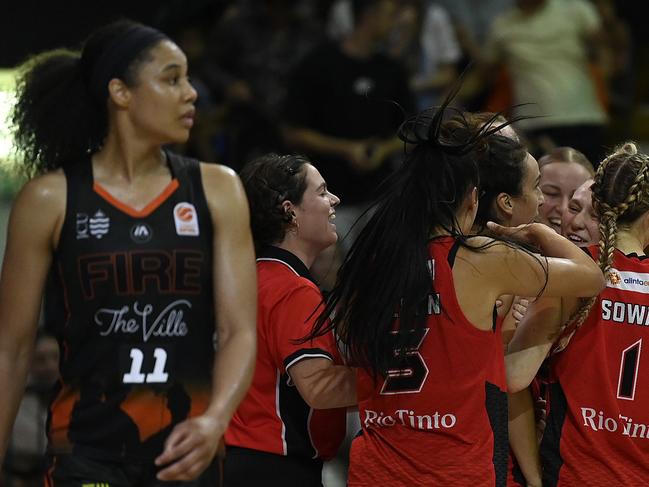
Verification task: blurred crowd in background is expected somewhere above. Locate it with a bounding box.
[1,0,648,485]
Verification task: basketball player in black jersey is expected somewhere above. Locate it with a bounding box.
[0,20,257,486]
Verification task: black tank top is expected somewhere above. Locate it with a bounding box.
[47,152,215,460]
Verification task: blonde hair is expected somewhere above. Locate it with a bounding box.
[555,142,649,348]
[538,146,595,177]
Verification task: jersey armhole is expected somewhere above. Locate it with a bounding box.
[284,349,333,373]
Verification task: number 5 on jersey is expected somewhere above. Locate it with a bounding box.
[123,347,169,384]
[381,328,429,395]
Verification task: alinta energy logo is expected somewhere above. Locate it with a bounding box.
[607,268,649,293]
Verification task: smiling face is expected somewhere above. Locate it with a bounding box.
[561,179,599,247]
[538,162,593,233]
[123,40,198,144]
[292,164,341,255]
[509,153,544,226]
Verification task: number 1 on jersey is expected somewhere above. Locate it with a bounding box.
[123,347,169,384]
[618,339,642,401]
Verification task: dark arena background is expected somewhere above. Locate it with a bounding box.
[1,1,649,486]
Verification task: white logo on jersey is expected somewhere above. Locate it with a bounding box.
[76,213,89,239]
[364,408,457,431]
[130,223,153,243]
[606,268,649,294]
[173,203,200,236]
[89,210,110,239]
[94,299,191,342]
[581,407,649,439]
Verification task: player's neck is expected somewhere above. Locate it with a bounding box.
[615,229,646,257]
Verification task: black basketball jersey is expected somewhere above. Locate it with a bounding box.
[47,152,215,461]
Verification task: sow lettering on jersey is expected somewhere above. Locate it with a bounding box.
[601,299,649,327]
[78,249,204,300]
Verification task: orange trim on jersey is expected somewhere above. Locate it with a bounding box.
[44,457,56,487]
[119,390,172,442]
[93,179,179,218]
[188,390,210,418]
[50,384,80,447]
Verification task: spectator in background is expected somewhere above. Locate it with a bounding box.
[388,0,461,110]
[327,0,460,111]
[202,0,325,168]
[436,0,513,61]
[480,0,609,164]
[431,0,513,110]
[2,331,59,487]
[283,0,414,252]
[537,147,595,234]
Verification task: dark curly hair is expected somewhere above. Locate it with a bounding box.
[239,153,310,252]
[11,20,168,177]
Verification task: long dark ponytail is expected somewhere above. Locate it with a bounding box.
[308,99,519,376]
[11,49,100,177]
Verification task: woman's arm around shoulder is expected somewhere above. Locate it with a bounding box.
[156,163,257,481]
[474,223,605,299]
[0,171,66,461]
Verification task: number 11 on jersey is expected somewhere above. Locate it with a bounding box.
[123,347,169,384]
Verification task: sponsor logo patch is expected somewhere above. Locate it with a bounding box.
[607,268,649,293]
[130,223,153,243]
[89,210,110,239]
[173,203,199,236]
[76,213,89,239]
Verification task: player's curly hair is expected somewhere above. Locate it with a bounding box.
[239,153,310,253]
[11,20,167,177]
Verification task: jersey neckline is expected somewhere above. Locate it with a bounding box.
[89,149,180,218]
[93,179,179,218]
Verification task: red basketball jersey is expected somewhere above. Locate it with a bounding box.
[541,248,649,486]
[348,237,508,486]
[224,246,346,461]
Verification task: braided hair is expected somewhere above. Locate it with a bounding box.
[555,142,649,347]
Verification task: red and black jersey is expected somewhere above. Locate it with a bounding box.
[47,152,214,461]
[348,236,508,487]
[541,247,649,486]
[224,246,346,461]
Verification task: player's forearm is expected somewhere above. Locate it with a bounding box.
[505,297,561,391]
[303,365,357,409]
[508,389,542,487]
[0,345,33,461]
[204,325,256,426]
